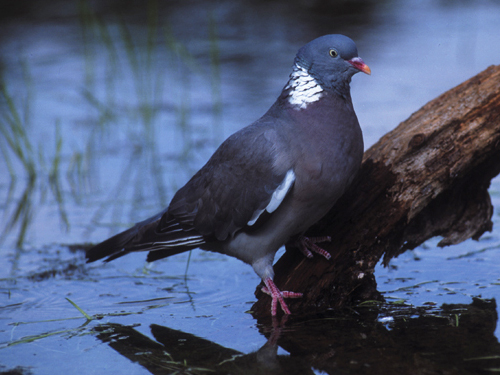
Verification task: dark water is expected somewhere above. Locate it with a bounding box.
[1,1,500,374]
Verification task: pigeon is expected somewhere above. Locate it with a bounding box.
[86,34,370,316]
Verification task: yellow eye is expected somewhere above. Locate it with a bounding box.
[329,49,338,58]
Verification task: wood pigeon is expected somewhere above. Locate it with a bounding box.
[86,34,371,315]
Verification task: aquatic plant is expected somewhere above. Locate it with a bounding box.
[0,0,223,248]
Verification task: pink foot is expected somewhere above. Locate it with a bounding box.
[295,236,332,260]
[262,278,302,315]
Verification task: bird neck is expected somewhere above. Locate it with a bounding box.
[280,62,352,110]
[281,63,324,110]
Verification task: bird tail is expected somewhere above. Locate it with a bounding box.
[86,224,142,262]
[86,211,206,263]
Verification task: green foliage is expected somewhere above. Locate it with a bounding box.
[0,0,222,247]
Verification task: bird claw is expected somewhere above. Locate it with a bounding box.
[261,236,331,315]
[262,287,302,299]
[262,278,303,315]
[295,235,332,260]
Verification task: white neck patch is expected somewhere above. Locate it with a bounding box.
[284,64,324,110]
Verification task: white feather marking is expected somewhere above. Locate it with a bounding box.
[285,64,324,110]
[266,169,295,212]
[155,236,205,247]
[247,169,296,226]
[247,212,263,226]
[297,80,317,91]
[164,228,184,233]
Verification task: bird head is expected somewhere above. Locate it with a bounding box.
[295,34,370,95]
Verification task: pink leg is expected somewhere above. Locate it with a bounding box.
[295,236,332,260]
[262,278,302,315]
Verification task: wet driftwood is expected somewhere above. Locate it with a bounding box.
[252,64,500,316]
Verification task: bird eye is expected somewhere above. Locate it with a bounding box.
[329,49,338,58]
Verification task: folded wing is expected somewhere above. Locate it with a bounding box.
[86,125,295,263]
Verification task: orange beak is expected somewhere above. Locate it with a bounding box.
[348,57,371,75]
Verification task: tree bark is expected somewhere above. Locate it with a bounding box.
[252,64,500,317]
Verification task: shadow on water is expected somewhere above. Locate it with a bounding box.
[90,299,499,374]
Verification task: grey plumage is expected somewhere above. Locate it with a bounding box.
[86,34,370,315]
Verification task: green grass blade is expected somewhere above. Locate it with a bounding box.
[65,298,93,321]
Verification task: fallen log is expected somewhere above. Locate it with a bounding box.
[252,64,500,317]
